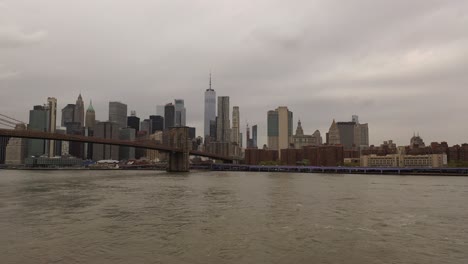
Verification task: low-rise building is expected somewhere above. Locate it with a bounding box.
[361,153,447,168]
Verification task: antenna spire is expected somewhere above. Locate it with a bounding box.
[209,71,212,90]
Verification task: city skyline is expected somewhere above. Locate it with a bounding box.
[1,1,468,146]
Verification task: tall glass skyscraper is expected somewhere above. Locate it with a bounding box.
[216,96,230,143]
[204,74,216,138]
[174,99,186,127]
[109,102,128,128]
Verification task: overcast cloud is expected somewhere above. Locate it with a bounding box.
[1,0,467,146]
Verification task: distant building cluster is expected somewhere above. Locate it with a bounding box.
[1,74,468,169]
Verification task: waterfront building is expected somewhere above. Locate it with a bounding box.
[61,104,75,126]
[204,73,216,138]
[92,121,119,161]
[267,107,293,152]
[74,93,85,127]
[127,111,140,133]
[24,156,83,168]
[47,97,57,157]
[149,115,164,133]
[361,153,447,168]
[5,124,27,165]
[174,99,186,127]
[164,103,175,130]
[85,100,96,129]
[109,101,127,128]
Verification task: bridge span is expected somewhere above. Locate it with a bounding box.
[0,128,234,171]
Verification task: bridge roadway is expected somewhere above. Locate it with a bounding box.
[0,128,234,162]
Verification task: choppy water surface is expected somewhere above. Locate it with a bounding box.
[1,170,467,264]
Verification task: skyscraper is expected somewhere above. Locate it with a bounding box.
[61,104,75,126]
[119,127,136,160]
[336,122,356,149]
[267,110,279,150]
[109,102,127,128]
[204,73,216,138]
[156,105,165,117]
[174,99,186,127]
[140,119,152,135]
[164,103,175,130]
[85,100,96,129]
[267,107,293,151]
[28,105,49,157]
[93,121,119,161]
[149,115,164,133]
[74,93,85,127]
[231,106,240,145]
[216,96,230,142]
[47,97,57,157]
[252,125,258,148]
[127,111,140,133]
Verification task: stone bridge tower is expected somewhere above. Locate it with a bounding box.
[166,127,190,172]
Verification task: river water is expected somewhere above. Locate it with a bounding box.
[0,170,467,264]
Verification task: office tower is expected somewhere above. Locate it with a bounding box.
[61,104,75,126]
[351,116,369,149]
[140,119,152,135]
[47,97,57,157]
[119,127,136,160]
[127,111,140,133]
[336,121,356,149]
[149,115,164,133]
[93,121,119,161]
[232,106,240,145]
[65,122,83,158]
[54,128,65,156]
[216,96,230,142]
[327,119,341,145]
[246,124,253,148]
[204,73,216,138]
[267,110,279,150]
[209,120,217,139]
[109,101,127,128]
[5,124,27,165]
[85,100,96,129]
[28,105,49,157]
[267,107,293,151]
[156,105,165,117]
[252,125,258,148]
[74,93,85,127]
[164,103,175,130]
[174,99,186,127]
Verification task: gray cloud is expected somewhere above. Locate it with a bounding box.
[0,0,467,146]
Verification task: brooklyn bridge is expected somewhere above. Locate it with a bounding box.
[0,127,234,172]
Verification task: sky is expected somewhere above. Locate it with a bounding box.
[0,0,467,147]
